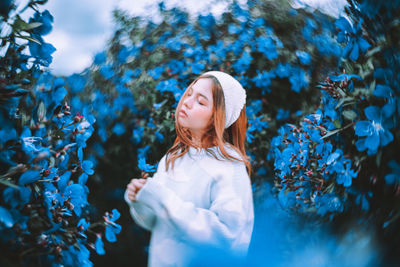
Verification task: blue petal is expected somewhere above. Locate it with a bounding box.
[365,133,379,152]
[388,160,400,173]
[358,37,371,52]
[0,206,14,228]
[53,87,67,103]
[385,174,399,185]
[18,170,41,186]
[95,236,105,255]
[82,160,94,175]
[78,173,89,185]
[379,129,393,147]
[78,147,83,163]
[111,209,121,221]
[364,106,381,121]
[382,99,396,118]
[105,226,117,242]
[335,17,352,32]
[58,171,71,192]
[355,121,371,136]
[373,84,392,98]
[349,42,359,61]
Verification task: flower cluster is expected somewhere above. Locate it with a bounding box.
[0,3,120,265]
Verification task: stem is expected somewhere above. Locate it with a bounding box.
[0,178,19,189]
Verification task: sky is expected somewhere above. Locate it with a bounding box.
[18,0,347,76]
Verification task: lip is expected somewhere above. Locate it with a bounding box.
[179,109,188,117]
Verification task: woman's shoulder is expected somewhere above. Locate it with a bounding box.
[213,143,244,162]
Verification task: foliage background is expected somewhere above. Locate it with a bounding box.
[1,0,399,266]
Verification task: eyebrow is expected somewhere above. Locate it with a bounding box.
[188,87,209,102]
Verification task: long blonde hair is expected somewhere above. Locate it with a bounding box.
[165,74,251,176]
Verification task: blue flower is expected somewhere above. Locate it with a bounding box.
[246,99,263,118]
[255,36,278,60]
[99,64,114,80]
[28,34,56,67]
[29,10,54,36]
[77,218,90,231]
[0,127,17,146]
[58,171,72,192]
[373,84,396,118]
[384,160,400,185]
[94,51,107,65]
[18,170,41,186]
[355,193,371,211]
[355,106,394,155]
[112,123,125,136]
[148,66,164,79]
[276,108,290,121]
[132,127,144,144]
[247,115,269,143]
[296,50,311,65]
[336,162,358,187]
[233,51,253,73]
[95,236,105,255]
[105,209,122,243]
[138,156,157,173]
[190,62,205,74]
[289,66,308,93]
[156,78,183,103]
[155,131,164,142]
[63,184,87,216]
[82,160,94,175]
[0,206,14,228]
[67,74,86,93]
[335,17,371,61]
[166,59,185,75]
[251,70,274,94]
[314,193,344,216]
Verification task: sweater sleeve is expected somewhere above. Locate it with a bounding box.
[135,160,254,251]
[124,155,167,231]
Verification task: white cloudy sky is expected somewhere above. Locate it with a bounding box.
[18,0,347,76]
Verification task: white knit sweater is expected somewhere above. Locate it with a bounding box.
[124,145,254,267]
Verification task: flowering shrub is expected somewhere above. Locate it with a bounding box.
[0,1,120,265]
[270,1,400,258]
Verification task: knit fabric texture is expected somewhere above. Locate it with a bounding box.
[202,71,246,128]
[125,145,254,267]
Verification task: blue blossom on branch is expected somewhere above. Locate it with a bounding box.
[355,106,394,155]
[104,209,122,243]
[335,17,371,61]
[138,155,157,173]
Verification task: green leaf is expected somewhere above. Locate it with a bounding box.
[0,178,19,189]
[17,35,41,44]
[342,110,357,121]
[24,22,43,31]
[12,16,29,32]
[37,102,46,121]
[335,97,354,109]
[321,128,341,139]
[333,120,341,129]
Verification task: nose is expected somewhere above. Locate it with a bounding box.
[183,94,194,109]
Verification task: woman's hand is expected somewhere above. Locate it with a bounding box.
[126,178,147,202]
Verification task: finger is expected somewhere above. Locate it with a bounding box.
[127,184,137,191]
[133,179,146,187]
[128,192,136,201]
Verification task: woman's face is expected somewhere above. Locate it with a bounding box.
[177,78,214,141]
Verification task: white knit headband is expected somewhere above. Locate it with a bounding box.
[201,71,247,128]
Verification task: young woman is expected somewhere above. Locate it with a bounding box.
[125,71,254,266]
